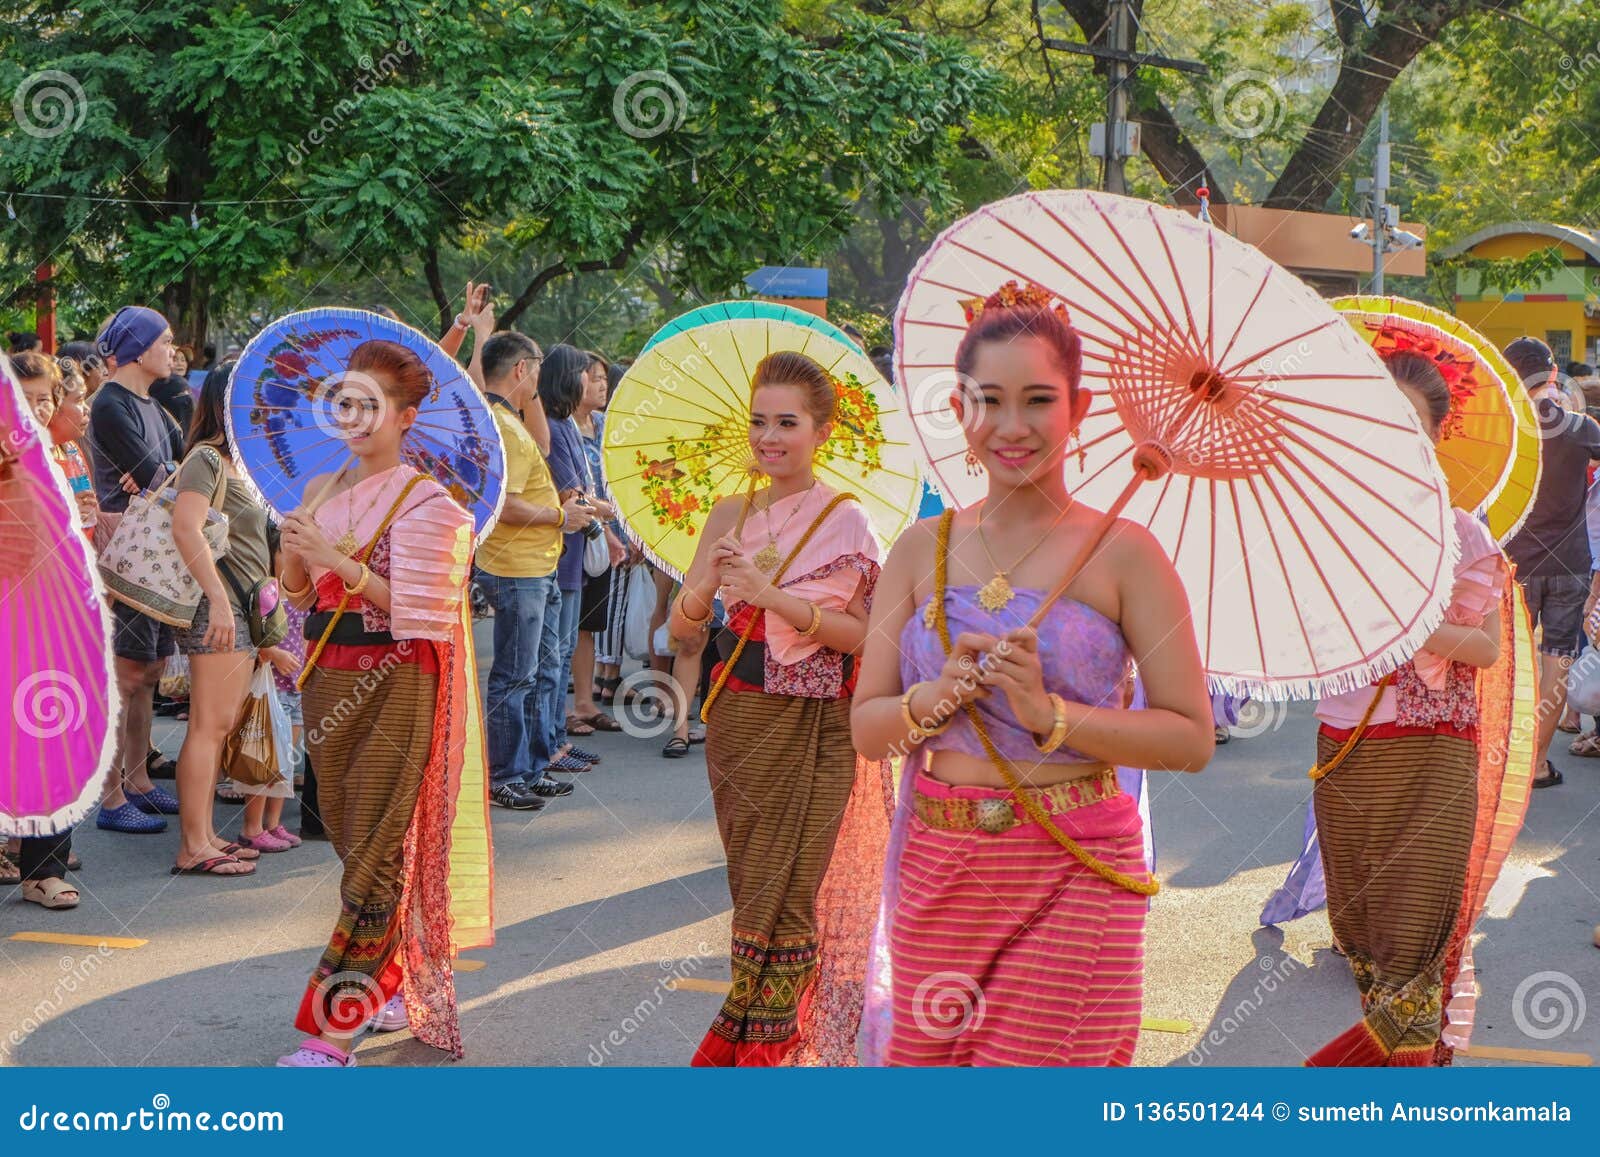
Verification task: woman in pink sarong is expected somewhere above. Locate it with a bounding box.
[852,284,1215,1066]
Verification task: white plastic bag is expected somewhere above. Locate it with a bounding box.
[1567,645,1600,716]
[234,664,295,799]
[623,565,656,660]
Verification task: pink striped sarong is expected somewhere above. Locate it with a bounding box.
[885,770,1147,1066]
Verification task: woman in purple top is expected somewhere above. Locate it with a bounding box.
[851,285,1213,1066]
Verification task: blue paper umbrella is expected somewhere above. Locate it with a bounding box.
[226,308,505,544]
[641,300,863,353]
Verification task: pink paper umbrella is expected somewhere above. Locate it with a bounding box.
[895,190,1456,699]
[0,355,118,836]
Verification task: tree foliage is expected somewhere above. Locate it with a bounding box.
[0,0,990,347]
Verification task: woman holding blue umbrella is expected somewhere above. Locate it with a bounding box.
[270,339,478,1067]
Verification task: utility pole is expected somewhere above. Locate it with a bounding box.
[1371,102,1390,294]
[1104,0,1134,194]
[1042,4,1207,195]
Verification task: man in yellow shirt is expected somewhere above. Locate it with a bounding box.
[474,330,594,809]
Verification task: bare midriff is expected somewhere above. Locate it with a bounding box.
[923,749,1116,790]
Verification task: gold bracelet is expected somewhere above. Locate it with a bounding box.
[799,601,823,637]
[280,574,312,599]
[676,590,711,626]
[342,563,372,597]
[555,507,567,530]
[1034,693,1071,755]
[901,682,955,742]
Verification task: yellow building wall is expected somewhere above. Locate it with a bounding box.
[1455,299,1590,358]
[1465,235,1591,263]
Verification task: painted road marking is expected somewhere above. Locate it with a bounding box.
[666,977,731,994]
[1140,1017,1193,1034]
[9,932,147,949]
[1460,1045,1592,1066]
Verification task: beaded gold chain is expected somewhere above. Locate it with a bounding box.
[931,508,1159,897]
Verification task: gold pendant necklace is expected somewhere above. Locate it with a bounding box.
[332,469,387,556]
[753,480,818,572]
[973,497,1074,614]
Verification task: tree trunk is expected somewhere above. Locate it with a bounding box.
[423,244,452,336]
[1262,54,1410,210]
[160,115,214,353]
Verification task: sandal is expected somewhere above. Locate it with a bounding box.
[236,830,294,853]
[170,854,254,877]
[21,877,80,908]
[576,711,623,733]
[146,747,178,779]
[1570,734,1600,757]
[0,852,19,885]
[270,825,303,848]
[1533,760,1565,789]
[215,779,245,804]
[565,714,596,736]
[597,676,621,705]
[687,724,706,745]
[663,736,691,759]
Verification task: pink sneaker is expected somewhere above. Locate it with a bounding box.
[275,1038,356,1067]
[237,829,293,853]
[269,825,303,848]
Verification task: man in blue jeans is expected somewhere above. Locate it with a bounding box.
[470,327,592,809]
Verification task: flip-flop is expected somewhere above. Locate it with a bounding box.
[170,855,254,877]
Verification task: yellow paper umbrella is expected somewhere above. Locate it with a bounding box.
[1332,296,1541,542]
[603,317,923,579]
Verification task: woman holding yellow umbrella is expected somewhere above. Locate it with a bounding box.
[1263,296,1540,1065]
[608,315,921,1066]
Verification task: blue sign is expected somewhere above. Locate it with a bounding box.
[744,266,828,298]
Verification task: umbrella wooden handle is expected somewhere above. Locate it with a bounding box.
[304,455,356,515]
[730,465,761,539]
[1025,443,1171,632]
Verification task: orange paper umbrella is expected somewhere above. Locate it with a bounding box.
[895,190,1457,700]
[1332,295,1540,542]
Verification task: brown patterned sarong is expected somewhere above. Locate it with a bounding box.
[294,655,438,1038]
[693,690,857,1066]
[1310,729,1478,1065]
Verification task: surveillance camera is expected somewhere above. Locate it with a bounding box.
[1390,228,1424,250]
[1349,222,1370,241]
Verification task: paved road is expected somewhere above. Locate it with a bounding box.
[5,630,1598,1067]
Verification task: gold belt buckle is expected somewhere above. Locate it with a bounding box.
[975,798,1019,834]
